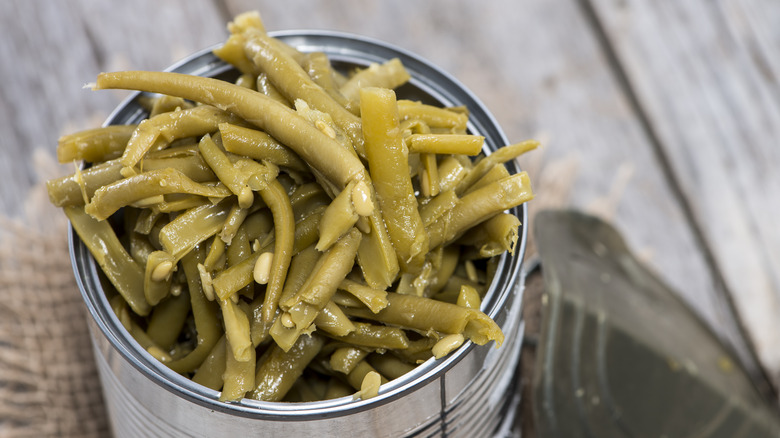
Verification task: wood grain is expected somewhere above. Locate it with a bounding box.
[588,0,780,390]
[0,0,227,215]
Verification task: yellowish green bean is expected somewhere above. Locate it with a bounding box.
[192,335,227,390]
[65,205,150,316]
[219,123,307,172]
[95,70,366,191]
[249,333,324,402]
[57,125,137,163]
[360,87,428,273]
[406,134,484,156]
[330,347,369,375]
[84,167,231,221]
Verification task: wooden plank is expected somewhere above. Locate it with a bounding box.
[587,0,780,391]
[0,0,227,216]
[223,1,753,360]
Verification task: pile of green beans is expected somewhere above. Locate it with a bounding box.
[47,11,536,403]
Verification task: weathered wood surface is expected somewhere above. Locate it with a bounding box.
[2,0,777,401]
[587,0,780,393]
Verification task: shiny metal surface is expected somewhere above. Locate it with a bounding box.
[71,31,528,437]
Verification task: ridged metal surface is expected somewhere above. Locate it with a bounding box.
[71,31,528,438]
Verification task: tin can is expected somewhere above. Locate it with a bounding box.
[71,30,528,438]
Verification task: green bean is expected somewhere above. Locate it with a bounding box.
[339,58,410,106]
[292,205,325,254]
[133,321,172,363]
[214,33,259,76]
[458,212,522,258]
[192,335,227,390]
[235,73,257,90]
[166,246,223,374]
[95,71,365,191]
[345,361,387,392]
[249,333,324,402]
[278,244,320,307]
[434,275,485,303]
[228,12,307,66]
[430,245,460,295]
[203,235,226,272]
[57,125,136,163]
[149,95,193,117]
[219,123,307,172]
[325,379,354,400]
[228,225,253,297]
[361,87,429,273]
[462,162,510,195]
[46,159,123,207]
[390,338,435,365]
[289,182,330,222]
[399,119,431,136]
[419,190,458,228]
[109,295,172,361]
[317,181,358,251]
[133,208,161,235]
[314,301,356,337]
[198,134,254,208]
[272,228,361,352]
[242,209,273,242]
[437,156,468,193]
[406,134,484,156]
[84,168,231,220]
[454,140,538,194]
[328,322,409,350]
[120,105,244,175]
[330,347,369,375]
[256,73,290,106]
[211,200,306,305]
[419,152,440,197]
[303,51,357,115]
[356,209,399,290]
[213,251,260,302]
[65,205,150,316]
[337,279,388,314]
[145,142,199,159]
[257,179,295,329]
[144,250,176,305]
[220,337,256,402]
[141,155,217,183]
[220,297,253,362]
[146,287,191,349]
[428,172,533,249]
[241,30,366,157]
[129,231,156,266]
[457,284,482,310]
[367,353,416,380]
[158,201,231,261]
[331,291,367,309]
[150,195,210,214]
[397,100,468,133]
[286,377,323,402]
[217,202,249,245]
[233,158,280,195]
[345,292,503,346]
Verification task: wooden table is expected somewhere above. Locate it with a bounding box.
[3,0,779,403]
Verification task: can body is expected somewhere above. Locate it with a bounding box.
[72,31,528,438]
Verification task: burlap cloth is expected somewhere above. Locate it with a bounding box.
[0,148,576,437]
[0,152,109,438]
